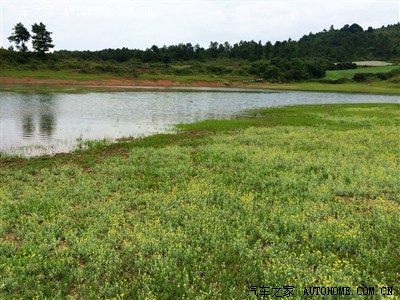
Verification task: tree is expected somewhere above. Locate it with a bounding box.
[8,22,31,52]
[349,23,363,33]
[265,41,272,59]
[162,54,171,67]
[208,41,219,58]
[31,22,54,54]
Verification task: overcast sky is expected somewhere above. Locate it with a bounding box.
[1,0,399,51]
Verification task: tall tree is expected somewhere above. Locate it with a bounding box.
[8,22,31,52]
[265,41,272,59]
[31,22,54,55]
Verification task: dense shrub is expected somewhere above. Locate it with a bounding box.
[249,59,326,82]
[353,69,400,81]
[173,67,194,75]
[336,62,358,70]
[353,73,368,81]
[205,65,229,75]
[319,78,349,84]
[306,62,326,78]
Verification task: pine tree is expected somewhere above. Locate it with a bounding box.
[31,22,54,55]
[8,23,31,52]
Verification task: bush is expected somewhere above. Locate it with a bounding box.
[173,68,194,75]
[388,68,400,77]
[319,78,349,84]
[353,69,400,82]
[353,73,368,81]
[306,63,326,78]
[377,72,391,80]
[249,59,327,82]
[249,62,267,75]
[336,62,357,70]
[232,67,248,76]
[206,65,229,75]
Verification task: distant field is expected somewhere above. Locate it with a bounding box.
[354,61,393,67]
[324,65,400,80]
[289,80,400,95]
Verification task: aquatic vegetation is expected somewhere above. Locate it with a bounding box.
[1,104,399,298]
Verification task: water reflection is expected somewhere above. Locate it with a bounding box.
[20,94,57,139]
[22,115,34,138]
[1,90,398,157]
[39,94,56,138]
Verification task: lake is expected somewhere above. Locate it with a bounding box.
[1,89,399,156]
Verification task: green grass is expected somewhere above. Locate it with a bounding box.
[288,79,400,95]
[136,73,249,84]
[324,66,400,80]
[237,79,400,95]
[0,69,117,81]
[1,104,399,298]
[0,67,249,84]
[2,63,400,95]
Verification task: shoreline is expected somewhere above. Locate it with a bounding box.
[0,76,294,92]
[2,103,399,161]
[1,76,399,95]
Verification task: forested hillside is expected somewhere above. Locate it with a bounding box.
[1,23,399,82]
[53,23,399,62]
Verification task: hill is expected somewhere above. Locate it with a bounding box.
[1,23,399,85]
[52,22,400,63]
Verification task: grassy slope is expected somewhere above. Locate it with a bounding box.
[1,64,399,95]
[0,69,117,81]
[0,68,246,84]
[324,66,399,80]
[1,104,400,299]
[243,66,400,94]
[284,80,400,95]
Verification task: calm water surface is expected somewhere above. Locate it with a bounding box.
[1,89,398,156]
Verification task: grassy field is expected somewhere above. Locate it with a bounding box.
[324,66,400,80]
[0,69,117,81]
[285,79,400,95]
[1,61,400,95]
[137,73,249,84]
[0,68,247,84]
[1,104,399,299]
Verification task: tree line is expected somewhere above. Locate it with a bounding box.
[6,22,399,62]
[2,22,399,82]
[53,23,399,63]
